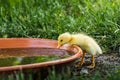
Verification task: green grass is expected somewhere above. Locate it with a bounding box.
[0,0,120,80]
[0,0,120,52]
[0,67,120,80]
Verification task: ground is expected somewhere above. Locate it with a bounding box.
[72,53,120,78]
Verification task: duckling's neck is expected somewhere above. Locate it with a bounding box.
[69,35,84,46]
[68,36,75,44]
[68,35,73,43]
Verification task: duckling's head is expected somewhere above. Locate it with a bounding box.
[57,32,71,48]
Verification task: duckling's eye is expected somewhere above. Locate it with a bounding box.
[60,39,63,42]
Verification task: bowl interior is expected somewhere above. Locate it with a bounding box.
[0,48,74,67]
[0,48,72,58]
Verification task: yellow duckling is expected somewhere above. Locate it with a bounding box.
[57,32,102,68]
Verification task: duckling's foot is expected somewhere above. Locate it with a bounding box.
[86,63,95,69]
[75,52,86,68]
[87,55,95,68]
[75,63,83,68]
[75,60,84,68]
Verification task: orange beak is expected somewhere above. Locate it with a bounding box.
[57,44,62,48]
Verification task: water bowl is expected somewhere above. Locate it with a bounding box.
[0,38,82,76]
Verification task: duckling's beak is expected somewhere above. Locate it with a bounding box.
[57,44,61,48]
[57,43,62,48]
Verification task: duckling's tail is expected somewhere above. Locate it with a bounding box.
[97,46,102,54]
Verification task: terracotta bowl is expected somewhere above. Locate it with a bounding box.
[0,38,82,72]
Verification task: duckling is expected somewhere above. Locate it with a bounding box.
[57,32,102,68]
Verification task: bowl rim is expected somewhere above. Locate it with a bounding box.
[0,38,83,72]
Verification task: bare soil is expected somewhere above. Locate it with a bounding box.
[72,54,120,77]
